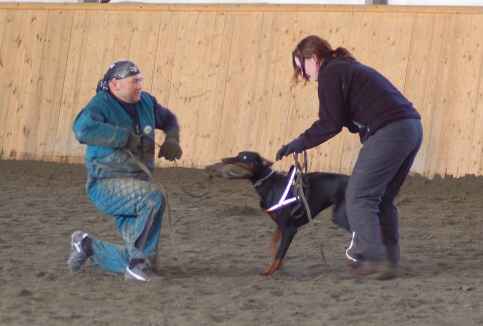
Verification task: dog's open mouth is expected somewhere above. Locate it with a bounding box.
[206,162,252,179]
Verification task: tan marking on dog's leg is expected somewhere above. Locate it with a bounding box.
[261,259,283,276]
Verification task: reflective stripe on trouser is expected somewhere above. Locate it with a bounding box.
[345,119,423,264]
[86,177,164,274]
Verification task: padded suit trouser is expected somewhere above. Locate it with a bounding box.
[86,177,164,274]
[345,119,423,265]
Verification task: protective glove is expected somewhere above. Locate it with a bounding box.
[275,138,305,161]
[125,133,142,151]
[140,135,154,154]
[125,133,154,153]
[158,135,182,161]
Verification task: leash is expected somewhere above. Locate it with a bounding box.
[172,159,212,198]
[153,141,211,199]
[292,152,328,279]
[126,149,203,283]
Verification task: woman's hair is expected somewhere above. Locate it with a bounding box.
[292,35,357,82]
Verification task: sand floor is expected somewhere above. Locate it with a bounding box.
[0,159,482,325]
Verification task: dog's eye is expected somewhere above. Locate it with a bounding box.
[242,155,247,160]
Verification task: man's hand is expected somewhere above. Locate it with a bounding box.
[126,133,154,153]
[158,138,182,161]
[126,133,142,151]
[140,135,154,153]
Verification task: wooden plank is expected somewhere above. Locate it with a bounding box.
[241,11,274,158]
[56,10,134,163]
[57,9,90,161]
[128,10,163,94]
[449,14,482,177]
[256,12,298,172]
[151,11,179,165]
[473,76,483,176]
[434,14,457,177]
[249,11,276,159]
[234,11,266,157]
[18,10,49,160]
[437,14,477,177]
[407,14,462,178]
[33,10,74,162]
[0,9,13,159]
[203,11,233,164]
[177,11,218,167]
[189,11,223,166]
[1,9,29,159]
[163,11,199,167]
[215,12,264,160]
[183,11,210,166]
[76,10,133,107]
[378,13,414,91]
[470,15,483,177]
[403,13,434,176]
[3,10,48,160]
[430,15,457,177]
[151,11,178,105]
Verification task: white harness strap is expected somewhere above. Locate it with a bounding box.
[265,166,298,212]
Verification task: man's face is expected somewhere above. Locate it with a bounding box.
[110,73,143,103]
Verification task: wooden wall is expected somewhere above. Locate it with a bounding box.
[0,4,482,178]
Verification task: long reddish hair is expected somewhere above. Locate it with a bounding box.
[292,35,357,82]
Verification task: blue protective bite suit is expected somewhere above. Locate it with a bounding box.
[73,90,179,274]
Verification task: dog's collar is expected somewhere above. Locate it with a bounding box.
[264,166,298,212]
[253,169,275,187]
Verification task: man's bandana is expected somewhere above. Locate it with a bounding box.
[96,60,141,93]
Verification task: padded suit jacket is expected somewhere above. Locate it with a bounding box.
[73,91,179,180]
[299,56,421,149]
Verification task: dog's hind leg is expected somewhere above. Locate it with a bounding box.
[332,199,351,232]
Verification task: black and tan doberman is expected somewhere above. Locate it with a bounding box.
[220,151,350,276]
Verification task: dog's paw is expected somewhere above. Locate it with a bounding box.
[260,259,283,276]
[260,269,274,276]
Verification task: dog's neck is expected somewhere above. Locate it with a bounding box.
[252,168,275,187]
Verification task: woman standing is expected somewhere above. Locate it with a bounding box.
[276,35,423,280]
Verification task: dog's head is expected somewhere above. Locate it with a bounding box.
[206,151,273,180]
[222,151,273,175]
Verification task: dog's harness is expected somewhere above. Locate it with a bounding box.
[262,166,300,213]
[266,152,328,279]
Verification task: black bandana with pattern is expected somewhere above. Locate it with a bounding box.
[96,60,141,93]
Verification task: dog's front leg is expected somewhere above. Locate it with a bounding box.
[270,228,282,257]
[261,227,297,276]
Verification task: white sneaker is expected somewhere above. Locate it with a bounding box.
[68,231,90,272]
[124,263,154,282]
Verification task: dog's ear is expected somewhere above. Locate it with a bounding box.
[262,158,273,167]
